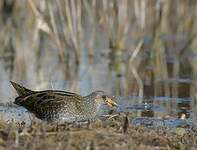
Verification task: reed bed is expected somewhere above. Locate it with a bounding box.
[0,0,196,120]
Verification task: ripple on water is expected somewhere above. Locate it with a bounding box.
[131,117,193,128]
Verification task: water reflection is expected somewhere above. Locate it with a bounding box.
[0,0,196,130]
[1,52,195,127]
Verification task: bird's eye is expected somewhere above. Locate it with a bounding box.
[102,95,106,99]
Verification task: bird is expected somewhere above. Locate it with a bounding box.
[10,81,118,124]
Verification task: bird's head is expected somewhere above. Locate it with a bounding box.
[90,91,118,108]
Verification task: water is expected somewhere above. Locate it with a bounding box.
[0,33,196,127]
[0,94,195,127]
[131,117,192,128]
[0,106,32,124]
[0,51,196,127]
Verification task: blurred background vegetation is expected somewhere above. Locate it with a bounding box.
[0,0,196,111]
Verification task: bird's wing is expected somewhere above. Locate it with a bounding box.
[34,90,83,106]
[15,90,84,113]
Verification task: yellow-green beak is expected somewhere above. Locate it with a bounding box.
[106,97,118,107]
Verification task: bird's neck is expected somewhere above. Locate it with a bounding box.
[83,96,101,113]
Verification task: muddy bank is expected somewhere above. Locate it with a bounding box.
[0,115,196,150]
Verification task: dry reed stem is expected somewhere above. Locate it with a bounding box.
[128,40,144,99]
[48,2,65,62]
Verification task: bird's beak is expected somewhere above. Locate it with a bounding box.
[105,97,118,107]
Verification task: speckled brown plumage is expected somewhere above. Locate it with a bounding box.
[11,81,117,124]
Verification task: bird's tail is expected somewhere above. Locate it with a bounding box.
[10,81,33,96]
